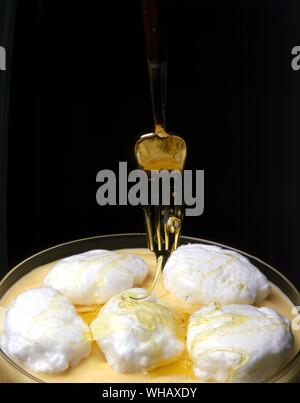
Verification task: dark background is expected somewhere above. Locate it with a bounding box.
[1,0,300,288]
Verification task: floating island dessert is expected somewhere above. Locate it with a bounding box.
[0,244,299,383]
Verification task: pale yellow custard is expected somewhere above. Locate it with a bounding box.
[0,248,299,383]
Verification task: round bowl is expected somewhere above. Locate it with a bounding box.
[0,233,299,383]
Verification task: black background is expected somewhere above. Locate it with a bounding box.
[1,0,300,288]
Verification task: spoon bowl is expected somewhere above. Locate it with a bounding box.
[135,129,187,171]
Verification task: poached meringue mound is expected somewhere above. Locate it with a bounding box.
[90,288,185,373]
[163,244,270,306]
[187,303,294,383]
[0,287,91,374]
[44,249,149,305]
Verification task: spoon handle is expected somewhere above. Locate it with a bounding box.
[141,0,170,132]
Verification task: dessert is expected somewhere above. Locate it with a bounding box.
[0,287,91,374]
[0,245,299,383]
[91,288,184,373]
[187,303,293,383]
[44,250,148,305]
[163,244,270,305]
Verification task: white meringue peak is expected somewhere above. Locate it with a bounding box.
[187,303,294,382]
[45,249,149,305]
[163,244,270,306]
[91,288,184,373]
[0,287,91,374]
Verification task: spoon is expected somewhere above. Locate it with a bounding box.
[133,0,187,299]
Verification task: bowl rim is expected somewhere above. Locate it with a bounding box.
[0,232,299,383]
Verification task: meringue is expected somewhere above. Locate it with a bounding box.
[187,303,294,382]
[44,249,148,305]
[0,287,91,374]
[91,288,184,373]
[163,244,270,305]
